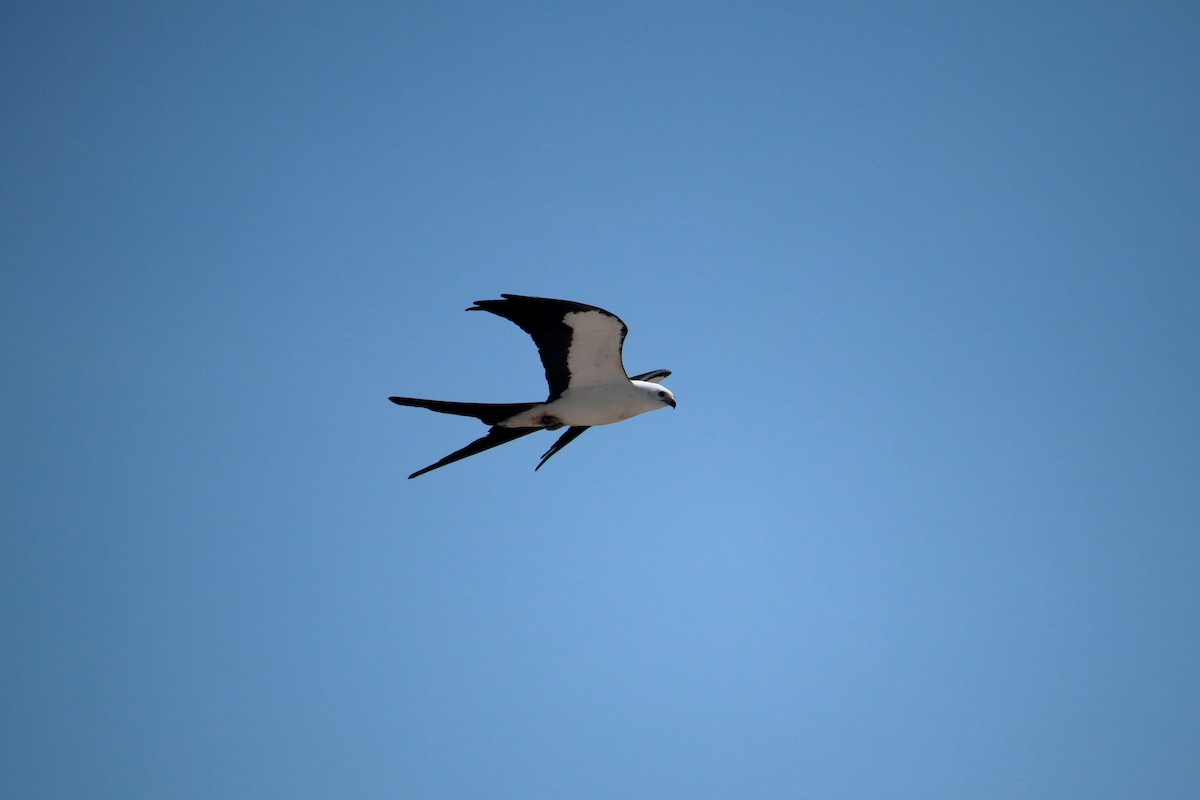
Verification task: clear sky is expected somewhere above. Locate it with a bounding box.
[3,2,1198,798]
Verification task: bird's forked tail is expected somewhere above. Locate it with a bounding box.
[388,396,544,478]
[387,397,539,425]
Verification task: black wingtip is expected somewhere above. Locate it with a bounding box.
[534,426,589,471]
[629,368,671,383]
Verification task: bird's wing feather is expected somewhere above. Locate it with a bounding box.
[469,294,628,399]
[535,426,589,471]
[629,369,671,383]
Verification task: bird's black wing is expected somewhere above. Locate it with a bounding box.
[535,426,589,471]
[630,369,671,383]
[468,294,628,400]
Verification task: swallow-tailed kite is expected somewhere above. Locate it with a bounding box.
[390,294,676,479]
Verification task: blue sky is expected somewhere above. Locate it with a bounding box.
[3,2,1198,798]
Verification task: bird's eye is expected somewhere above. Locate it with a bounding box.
[657,391,666,397]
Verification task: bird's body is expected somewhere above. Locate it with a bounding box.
[390,294,675,478]
[497,379,671,429]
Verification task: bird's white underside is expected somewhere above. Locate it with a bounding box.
[499,380,669,428]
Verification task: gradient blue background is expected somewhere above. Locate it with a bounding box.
[3,2,1198,798]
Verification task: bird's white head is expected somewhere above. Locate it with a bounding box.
[632,380,677,410]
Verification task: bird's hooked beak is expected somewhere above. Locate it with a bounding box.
[665,397,677,409]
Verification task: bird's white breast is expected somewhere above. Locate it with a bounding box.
[500,382,659,428]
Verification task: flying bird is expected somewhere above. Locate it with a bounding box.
[390,294,676,479]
